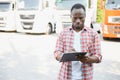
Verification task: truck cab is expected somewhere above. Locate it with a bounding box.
[101,0,120,39]
[15,0,56,34]
[0,0,15,31]
[54,0,99,34]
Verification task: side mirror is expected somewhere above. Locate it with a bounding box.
[12,4,14,10]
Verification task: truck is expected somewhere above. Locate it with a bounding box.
[54,0,100,34]
[0,0,16,31]
[15,0,56,34]
[100,0,120,39]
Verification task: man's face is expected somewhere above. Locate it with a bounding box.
[71,8,86,30]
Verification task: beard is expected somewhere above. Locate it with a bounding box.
[72,23,84,31]
[76,26,81,30]
[75,25,83,30]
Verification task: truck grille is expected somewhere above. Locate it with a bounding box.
[21,22,33,30]
[112,18,120,23]
[0,17,5,27]
[108,16,120,24]
[110,26,120,34]
[0,17,4,20]
[0,23,5,27]
[20,15,35,19]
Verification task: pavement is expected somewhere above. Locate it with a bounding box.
[93,59,120,80]
[0,33,120,80]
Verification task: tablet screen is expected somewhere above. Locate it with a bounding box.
[59,52,87,62]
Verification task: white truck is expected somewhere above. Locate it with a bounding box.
[0,0,16,31]
[54,0,100,34]
[15,0,56,34]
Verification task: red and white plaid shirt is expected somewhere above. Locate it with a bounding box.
[54,26,102,80]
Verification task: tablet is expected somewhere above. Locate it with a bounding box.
[59,52,87,62]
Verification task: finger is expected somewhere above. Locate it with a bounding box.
[68,48,76,52]
[79,57,88,63]
[71,48,75,51]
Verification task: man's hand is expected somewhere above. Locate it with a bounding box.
[56,48,76,61]
[76,56,89,63]
[68,48,76,53]
[76,55,99,63]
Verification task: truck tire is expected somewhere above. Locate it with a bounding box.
[46,23,52,35]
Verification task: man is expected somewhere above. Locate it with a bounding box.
[54,3,102,80]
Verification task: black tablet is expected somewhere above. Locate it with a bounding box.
[59,52,87,62]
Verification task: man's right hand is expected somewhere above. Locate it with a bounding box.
[68,48,76,53]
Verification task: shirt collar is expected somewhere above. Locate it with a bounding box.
[69,26,87,32]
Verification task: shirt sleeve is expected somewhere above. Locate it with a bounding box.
[54,32,64,61]
[93,32,102,63]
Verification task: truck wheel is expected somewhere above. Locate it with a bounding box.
[46,23,52,35]
[90,23,93,28]
[97,30,101,34]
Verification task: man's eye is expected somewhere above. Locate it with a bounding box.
[74,17,77,20]
[73,17,84,20]
[79,17,84,19]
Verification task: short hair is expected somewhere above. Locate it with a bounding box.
[71,3,86,13]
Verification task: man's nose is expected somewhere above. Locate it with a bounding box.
[76,19,81,24]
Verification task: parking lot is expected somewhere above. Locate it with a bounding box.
[0,32,120,80]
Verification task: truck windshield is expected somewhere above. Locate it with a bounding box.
[105,0,120,9]
[18,0,39,10]
[55,0,87,10]
[0,3,10,12]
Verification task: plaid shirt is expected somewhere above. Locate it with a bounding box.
[54,26,102,80]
